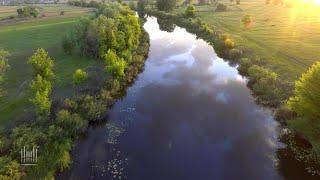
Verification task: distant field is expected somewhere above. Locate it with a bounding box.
[0,5,99,128]
[0,4,93,20]
[177,0,320,80]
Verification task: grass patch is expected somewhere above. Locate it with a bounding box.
[0,5,98,128]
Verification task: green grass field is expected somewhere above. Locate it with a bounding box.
[0,5,99,128]
[0,4,93,20]
[177,0,320,80]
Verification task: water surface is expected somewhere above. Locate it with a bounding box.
[59,17,297,180]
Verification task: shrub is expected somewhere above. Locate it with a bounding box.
[236,0,240,4]
[216,3,227,12]
[0,50,10,99]
[80,95,107,121]
[224,38,235,49]
[105,50,127,79]
[137,0,147,17]
[17,6,39,18]
[62,35,74,54]
[11,126,46,157]
[28,48,54,80]
[129,1,136,10]
[30,75,52,94]
[275,105,295,124]
[242,14,252,28]
[0,157,21,180]
[229,48,242,60]
[238,58,251,74]
[60,11,65,15]
[156,0,176,12]
[248,65,281,106]
[185,5,196,17]
[56,110,87,137]
[73,69,88,85]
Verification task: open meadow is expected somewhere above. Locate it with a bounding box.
[176,0,320,80]
[0,4,97,128]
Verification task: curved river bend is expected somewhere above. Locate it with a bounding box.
[57,17,314,180]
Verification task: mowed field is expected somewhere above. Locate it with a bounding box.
[177,0,320,80]
[0,5,99,128]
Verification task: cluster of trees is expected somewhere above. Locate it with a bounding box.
[68,0,102,8]
[17,6,39,18]
[64,3,141,80]
[0,50,10,99]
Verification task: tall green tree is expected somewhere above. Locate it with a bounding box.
[28,49,54,118]
[288,61,320,157]
[0,50,10,99]
[288,61,320,124]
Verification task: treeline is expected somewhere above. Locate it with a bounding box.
[144,2,320,170]
[0,2,149,179]
[17,6,40,18]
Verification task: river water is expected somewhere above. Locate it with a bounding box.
[58,17,316,180]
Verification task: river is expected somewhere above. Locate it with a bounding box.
[57,16,317,180]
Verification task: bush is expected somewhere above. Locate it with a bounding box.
[236,0,240,4]
[156,0,176,12]
[80,95,107,121]
[242,14,252,28]
[129,1,136,10]
[224,38,235,49]
[62,35,74,54]
[105,50,127,79]
[73,69,88,85]
[275,105,295,124]
[56,110,87,137]
[229,48,242,60]
[185,5,196,17]
[17,6,39,18]
[60,11,65,15]
[28,48,54,80]
[0,157,21,180]
[0,50,10,99]
[238,58,251,74]
[248,65,282,106]
[216,3,227,12]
